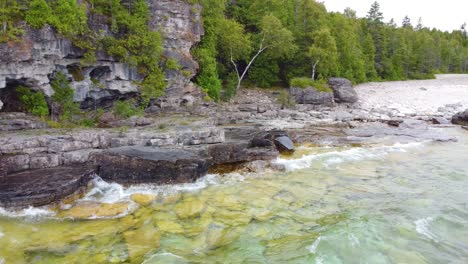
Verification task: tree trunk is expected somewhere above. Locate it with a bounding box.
[311,60,319,81]
[231,37,269,90]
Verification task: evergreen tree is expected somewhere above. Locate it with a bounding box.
[367,1,384,24]
[402,16,412,28]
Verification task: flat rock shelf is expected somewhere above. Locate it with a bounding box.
[0,166,95,207]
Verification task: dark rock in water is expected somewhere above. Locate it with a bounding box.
[328,77,358,103]
[205,142,278,165]
[289,87,334,105]
[451,109,468,126]
[431,117,450,125]
[260,131,295,154]
[92,146,208,184]
[274,136,295,154]
[0,166,95,207]
[462,126,468,131]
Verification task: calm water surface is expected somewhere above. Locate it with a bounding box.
[0,128,467,264]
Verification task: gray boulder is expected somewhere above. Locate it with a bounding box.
[452,109,468,126]
[274,136,295,154]
[289,87,334,105]
[328,77,358,103]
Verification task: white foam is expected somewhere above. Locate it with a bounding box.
[0,231,4,239]
[0,257,4,264]
[80,174,222,205]
[315,256,324,264]
[142,252,185,264]
[275,142,424,171]
[307,236,322,254]
[415,217,438,242]
[0,206,55,219]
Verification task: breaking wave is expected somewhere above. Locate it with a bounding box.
[415,217,439,242]
[275,142,425,171]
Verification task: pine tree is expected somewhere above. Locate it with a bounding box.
[402,16,412,28]
[367,1,384,24]
[416,17,423,31]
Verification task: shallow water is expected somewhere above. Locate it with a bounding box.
[0,128,467,264]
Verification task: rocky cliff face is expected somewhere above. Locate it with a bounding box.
[0,0,203,111]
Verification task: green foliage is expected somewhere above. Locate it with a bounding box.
[23,0,166,104]
[0,0,26,42]
[277,90,295,108]
[113,100,143,119]
[51,72,80,122]
[25,0,51,29]
[97,0,166,104]
[290,78,332,92]
[248,56,280,88]
[165,58,182,71]
[221,72,238,101]
[16,86,49,118]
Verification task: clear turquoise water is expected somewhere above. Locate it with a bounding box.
[0,128,467,263]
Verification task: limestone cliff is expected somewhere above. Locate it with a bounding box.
[0,0,203,111]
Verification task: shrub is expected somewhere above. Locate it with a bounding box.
[113,100,143,119]
[16,86,49,118]
[51,72,80,121]
[277,90,295,108]
[290,77,332,92]
[25,0,51,29]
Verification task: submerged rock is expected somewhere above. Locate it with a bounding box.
[452,109,468,126]
[174,198,205,219]
[130,194,157,206]
[59,201,130,219]
[328,77,358,103]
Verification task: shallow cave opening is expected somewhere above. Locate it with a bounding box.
[89,66,111,81]
[0,79,34,113]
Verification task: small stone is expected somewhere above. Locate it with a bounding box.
[130,194,157,206]
[59,202,129,219]
[174,198,205,219]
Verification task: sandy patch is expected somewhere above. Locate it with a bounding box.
[355,74,468,116]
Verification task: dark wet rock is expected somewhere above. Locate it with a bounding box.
[92,147,209,184]
[274,136,295,154]
[204,142,279,165]
[250,137,274,148]
[0,166,95,208]
[431,117,450,125]
[451,109,468,126]
[290,87,334,105]
[328,78,358,103]
[261,131,296,154]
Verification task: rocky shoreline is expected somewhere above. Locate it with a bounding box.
[1,75,468,208]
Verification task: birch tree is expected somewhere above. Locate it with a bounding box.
[224,15,295,90]
[308,28,338,80]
